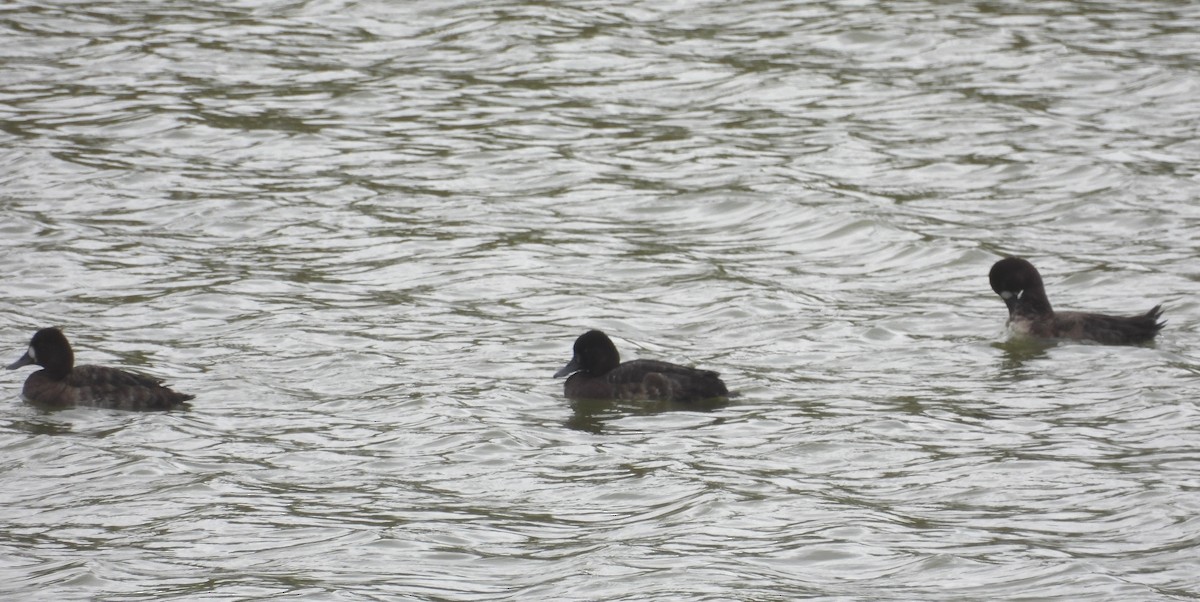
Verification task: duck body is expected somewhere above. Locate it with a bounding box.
[989,257,1164,345]
[555,330,729,403]
[1007,307,1164,344]
[7,328,193,411]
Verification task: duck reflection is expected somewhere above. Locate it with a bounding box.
[565,396,730,434]
[992,338,1053,374]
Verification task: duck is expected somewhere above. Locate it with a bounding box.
[554,330,729,402]
[6,327,193,410]
[988,257,1164,345]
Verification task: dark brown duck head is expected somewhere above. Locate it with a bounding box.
[554,330,620,378]
[989,257,1053,317]
[7,327,73,379]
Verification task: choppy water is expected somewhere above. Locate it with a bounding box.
[3,1,1200,600]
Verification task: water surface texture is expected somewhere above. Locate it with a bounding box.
[3,1,1200,600]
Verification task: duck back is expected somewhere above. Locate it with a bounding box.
[603,359,728,403]
[1050,305,1165,345]
[24,364,193,411]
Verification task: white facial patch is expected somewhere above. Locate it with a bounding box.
[1000,291,1013,300]
[27,345,36,361]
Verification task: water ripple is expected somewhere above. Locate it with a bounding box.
[3,0,1200,600]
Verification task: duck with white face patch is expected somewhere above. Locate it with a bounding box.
[988,257,1164,345]
[7,327,194,411]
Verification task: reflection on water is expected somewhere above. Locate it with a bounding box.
[565,396,731,434]
[992,338,1055,374]
[2,0,1200,600]
[5,417,76,437]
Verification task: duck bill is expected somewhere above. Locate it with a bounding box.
[998,291,1019,314]
[554,356,580,378]
[6,352,34,370]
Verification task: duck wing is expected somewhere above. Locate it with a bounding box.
[607,359,728,403]
[64,365,194,411]
[1054,305,1165,345]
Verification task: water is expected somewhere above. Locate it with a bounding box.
[2,1,1200,600]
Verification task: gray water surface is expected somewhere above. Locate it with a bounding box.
[2,1,1200,600]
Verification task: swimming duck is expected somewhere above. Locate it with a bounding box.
[988,257,1164,345]
[7,327,193,410]
[554,330,729,402]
